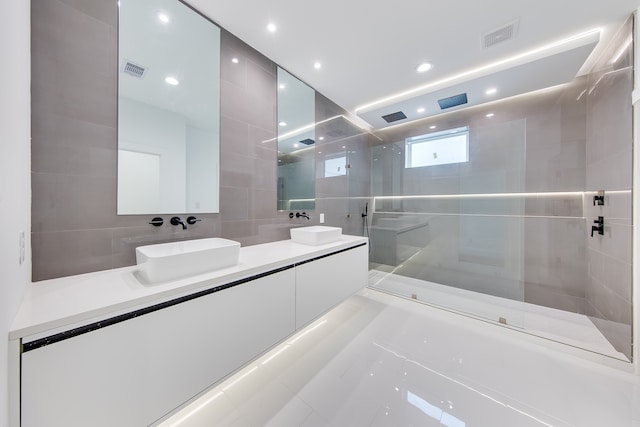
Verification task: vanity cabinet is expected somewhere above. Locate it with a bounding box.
[295,244,368,328]
[15,239,368,427]
[21,269,296,427]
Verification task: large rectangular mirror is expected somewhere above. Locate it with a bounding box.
[277,68,316,211]
[117,0,220,214]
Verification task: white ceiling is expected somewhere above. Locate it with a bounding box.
[185,0,638,129]
[119,0,220,131]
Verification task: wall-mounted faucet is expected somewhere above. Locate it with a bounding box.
[296,212,310,220]
[591,216,604,237]
[170,216,187,230]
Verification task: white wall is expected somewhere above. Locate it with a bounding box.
[118,97,187,213]
[186,126,219,213]
[0,0,31,425]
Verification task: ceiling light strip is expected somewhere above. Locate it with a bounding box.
[355,28,601,113]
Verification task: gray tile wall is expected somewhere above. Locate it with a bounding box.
[30,0,321,281]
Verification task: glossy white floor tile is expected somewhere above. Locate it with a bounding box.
[368,269,628,361]
[156,289,640,427]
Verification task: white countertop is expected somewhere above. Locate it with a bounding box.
[10,236,368,341]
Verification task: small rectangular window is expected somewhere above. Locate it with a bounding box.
[405,126,469,168]
[324,155,347,177]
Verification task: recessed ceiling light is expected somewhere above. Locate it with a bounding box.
[267,23,277,33]
[416,62,433,73]
[157,12,170,23]
[417,107,425,113]
[485,87,497,95]
[486,113,495,118]
[279,84,286,89]
[314,61,322,70]
[231,57,239,64]
[165,76,179,86]
[319,136,325,140]
[429,125,436,129]
[293,143,300,148]
[278,121,287,127]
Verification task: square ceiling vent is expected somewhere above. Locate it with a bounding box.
[438,93,468,110]
[121,59,147,79]
[382,111,407,123]
[483,19,519,49]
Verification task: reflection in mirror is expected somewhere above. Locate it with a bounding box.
[117,0,220,214]
[277,68,316,211]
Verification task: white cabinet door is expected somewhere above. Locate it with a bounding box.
[295,244,368,329]
[21,269,295,427]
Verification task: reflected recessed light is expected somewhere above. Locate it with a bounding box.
[293,143,300,148]
[314,61,322,70]
[157,12,170,23]
[165,76,179,86]
[485,87,497,95]
[416,62,433,73]
[267,23,277,33]
[279,84,286,89]
[231,57,239,64]
[319,136,324,140]
[429,125,436,129]
[417,107,425,113]
[342,146,346,149]
[278,121,287,127]
[486,113,495,118]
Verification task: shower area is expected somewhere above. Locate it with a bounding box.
[366,21,634,361]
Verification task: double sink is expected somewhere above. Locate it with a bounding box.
[136,226,342,284]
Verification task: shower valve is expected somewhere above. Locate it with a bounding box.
[590,216,604,237]
[593,193,605,206]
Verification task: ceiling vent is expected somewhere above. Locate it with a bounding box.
[438,93,468,110]
[121,59,147,79]
[483,19,519,49]
[382,111,407,123]
[299,138,315,145]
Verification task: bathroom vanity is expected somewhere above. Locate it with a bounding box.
[9,235,368,427]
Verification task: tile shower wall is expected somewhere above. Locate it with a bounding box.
[31,0,302,281]
[584,19,633,360]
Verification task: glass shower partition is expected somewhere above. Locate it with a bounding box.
[368,21,633,361]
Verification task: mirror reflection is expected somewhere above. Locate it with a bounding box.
[277,68,316,211]
[117,0,220,214]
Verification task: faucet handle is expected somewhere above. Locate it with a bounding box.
[186,216,201,225]
[148,217,164,227]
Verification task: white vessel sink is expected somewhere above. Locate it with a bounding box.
[136,238,240,284]
[290,226,342,245]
